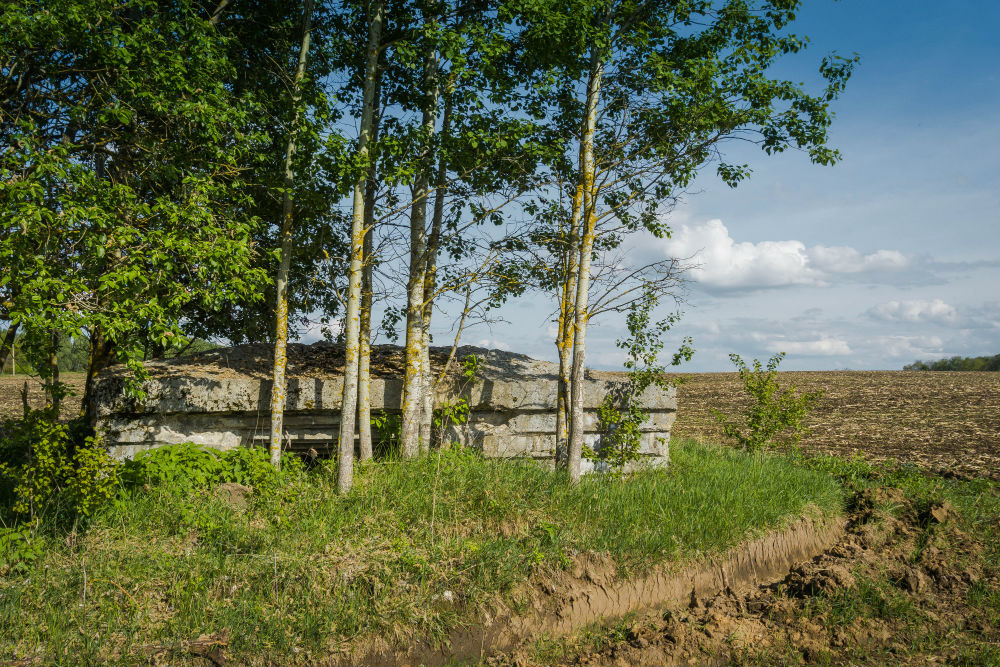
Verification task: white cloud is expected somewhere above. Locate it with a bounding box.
[875,335,946,359]
[867,299,958,324]
[474,338,511,351]
[765,338,852,356]
[660,219,911,291]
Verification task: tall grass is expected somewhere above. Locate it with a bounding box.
[0,439,843,664]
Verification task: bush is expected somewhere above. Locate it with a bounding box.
[121,442,303,495]
[0,412,119,521]
[712,352,822,453]
[591,288,693,474]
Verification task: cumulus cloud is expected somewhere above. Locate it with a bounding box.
[875,335,946,359]
[867,299,958,324]
[475,338,511,351]
[661,219,911,291]
[765,337,852,356]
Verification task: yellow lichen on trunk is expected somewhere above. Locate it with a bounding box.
[555,182,584,466]
[269,0,313,469]
[338,0,383,492]
[568,50,604,485]
[400,34,439,459]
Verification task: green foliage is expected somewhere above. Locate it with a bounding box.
[904,354,1000,372]
[370,410,402,456]
[592,288,693,474]
[713,353,822,453]
[0,440,844,663]
[1,0,270,396]
[0,412,119,521]
[0,525,42,574]
[433,353,480,443]
[121,443,302,495]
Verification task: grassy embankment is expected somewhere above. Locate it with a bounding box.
[0,440,842,664]
[519,453,1000,667]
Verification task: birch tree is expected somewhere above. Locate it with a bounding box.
[269,0,315,468]
[338,0,384,492]
[515,0,856,482]
[399,10,441,459]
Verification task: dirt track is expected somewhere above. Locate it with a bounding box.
[383,515,845,666]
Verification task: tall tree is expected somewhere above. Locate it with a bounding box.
[1,0,270,418]
[514,0,855,482]
[338,0,384,492]
[269,0,315,468]
[399,8,441,459]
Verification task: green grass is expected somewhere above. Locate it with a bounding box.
[0,439,844,665]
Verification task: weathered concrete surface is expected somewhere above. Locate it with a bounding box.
[94,343,675,469]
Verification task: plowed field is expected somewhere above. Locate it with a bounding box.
[671,370,1000,480]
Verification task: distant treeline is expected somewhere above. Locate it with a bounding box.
[904,355,1000,372]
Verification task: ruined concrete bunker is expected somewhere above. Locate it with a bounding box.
[94,343,675,470]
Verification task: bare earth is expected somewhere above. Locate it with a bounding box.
[670,370,1000,481]
[3,368,998,479]
[495,487,999,667]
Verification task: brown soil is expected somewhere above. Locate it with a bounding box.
[492,488,999,667]
[363,515,846,666]
[671,370,1000,481]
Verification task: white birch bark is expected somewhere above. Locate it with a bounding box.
[338,0,383,492]
[567,49,604,484]
[400,39,439,459]
[555,182,583,466]
[418,95,452,452]
[357,174,377,461]
[269,0,314,468]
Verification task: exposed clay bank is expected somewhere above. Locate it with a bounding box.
[94,344,676,469]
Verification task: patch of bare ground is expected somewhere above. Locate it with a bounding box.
[496,486,1000,667]
[0,374,85,419]
[671,371,1000,480]
[363,516,846,666]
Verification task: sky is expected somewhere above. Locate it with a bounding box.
[448,0,1000,372]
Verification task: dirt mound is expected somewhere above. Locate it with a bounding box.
[494,488,999,666]
[366,516,845,666]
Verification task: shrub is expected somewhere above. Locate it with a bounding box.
[0,411,120,521]
[121,442,302,495]
[712,352,822,453]
[591,287,693,474]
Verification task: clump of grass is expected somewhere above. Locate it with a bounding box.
[0,440,843,664]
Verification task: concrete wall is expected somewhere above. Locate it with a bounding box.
[94,346,676,471]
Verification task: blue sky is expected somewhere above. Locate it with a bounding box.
[459,0,1000,372]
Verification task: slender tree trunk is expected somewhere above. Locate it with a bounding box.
[339,0,383,491]
[80,326,114,421]
[357,222,375,461]
[357,113,380,461]
[555,182,584,466]
[400,39,439,459]
[0,322,18,373]
[567,50,604,484]
[418,95,452,453]
[44,330,60,414]
[269,0,314,469]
